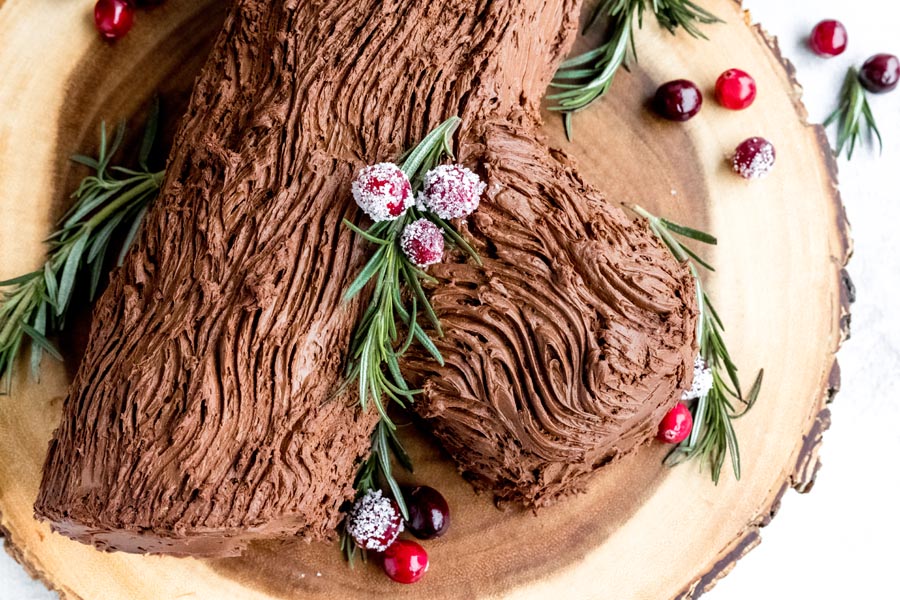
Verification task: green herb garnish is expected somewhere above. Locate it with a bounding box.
[0,106,163,391]
[630,204,763,483]
[825,66,883,160]
[340,117,479,563]
[550,0,721,139]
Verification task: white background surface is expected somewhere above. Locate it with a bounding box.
[2,0,898,598]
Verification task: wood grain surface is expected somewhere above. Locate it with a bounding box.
[0,0,850,598]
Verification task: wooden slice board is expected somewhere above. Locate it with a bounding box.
[0,0,850,598]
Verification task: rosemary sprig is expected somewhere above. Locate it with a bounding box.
[549,0,721,139]
[340,117,478,562]
[342,117,477,430]
[0,107,163,392]
[629,204,763,483]
[340,420,413,565]
[824,67,883,160]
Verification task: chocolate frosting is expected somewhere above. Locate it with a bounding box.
[408,122,697,506]
[35,0,696,556]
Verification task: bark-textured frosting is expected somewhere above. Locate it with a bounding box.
[408,122,697,506]
[35,0,696,556]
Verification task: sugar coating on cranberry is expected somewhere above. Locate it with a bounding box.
[420,164,485,220]
[732,137,776,179]
[401,219,444,268]
[345,490,404,552]
[352,163,413,222]
[657,402,694,445]
[682,356,713,401]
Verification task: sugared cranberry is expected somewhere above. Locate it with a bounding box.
[94,0,135,41]
[809,20,848,57]
[715,69,757,110]
[382,540,429,584]
[657,402,693,444]
[401,219,444,268]
[351,163,413,222]
[682,356,713,401]
[403,486,450,540]
[421,164,485,220]
[859,54,900,94]
[732,137,776,179]
[345,490,404,552]
[653,80,703,122]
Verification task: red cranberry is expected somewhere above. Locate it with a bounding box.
[401,219,444,268]
[859,54,900,94]
[732,137,776,179]
[94,0,135,41]
[382,540,429,584]
[345,490,404,552]
[653,80,703,122]
[809,20,848,57]
[403,486,450,540]
[657,402,693,444]
[421,164,485,220]
[351,163,413,222]
[715,69,757,110]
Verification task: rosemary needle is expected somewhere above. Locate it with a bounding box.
[629,204,763,483]
[825,66,883,160]
[0,107,163,392]
[340,117,479,563]
[550,0,721,139]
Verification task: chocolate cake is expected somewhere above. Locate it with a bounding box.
[35,0,696,556]
[406,125,697,506]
